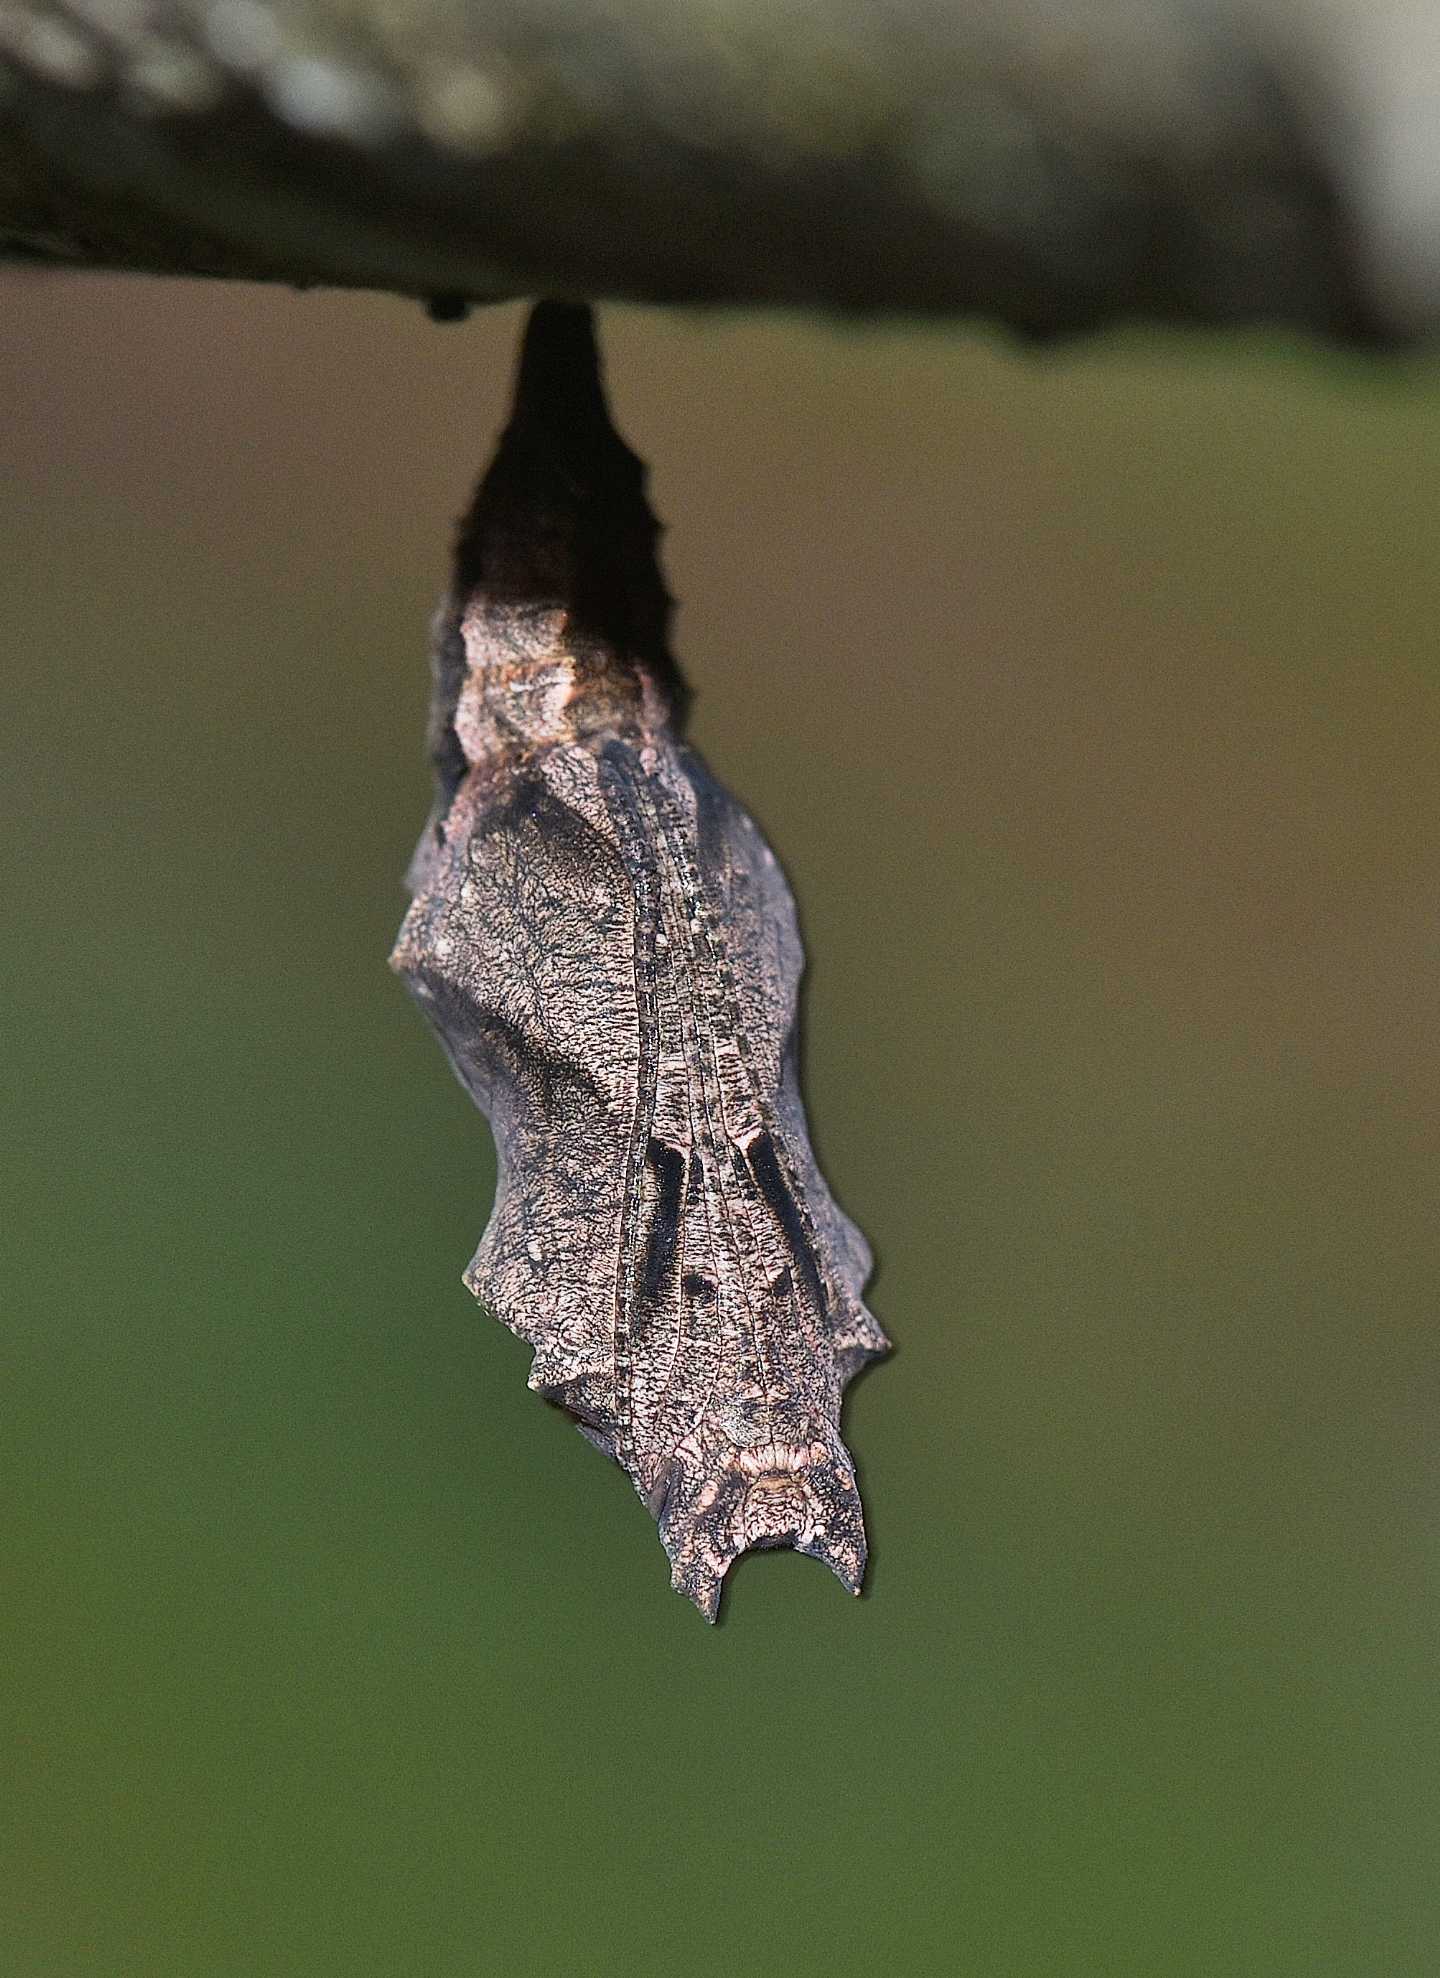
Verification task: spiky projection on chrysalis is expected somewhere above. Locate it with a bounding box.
[391,303,888,1619]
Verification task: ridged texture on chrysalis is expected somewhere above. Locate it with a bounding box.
[392,304,888,1618]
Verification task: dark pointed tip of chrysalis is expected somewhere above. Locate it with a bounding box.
[509,300,608,437]
[492,300,644,527]
[452,300,684,713]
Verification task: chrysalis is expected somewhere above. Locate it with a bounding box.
[392,304,888,1619]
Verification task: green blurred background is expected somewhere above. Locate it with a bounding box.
[3,278,1437,1974]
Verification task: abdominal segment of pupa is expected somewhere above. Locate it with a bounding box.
[391,303,889,1619]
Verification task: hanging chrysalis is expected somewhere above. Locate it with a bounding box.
[391,304,888,1619]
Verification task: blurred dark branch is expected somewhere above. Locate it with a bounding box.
[0,1,1433,338]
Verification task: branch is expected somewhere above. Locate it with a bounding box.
[1,0,1435,338]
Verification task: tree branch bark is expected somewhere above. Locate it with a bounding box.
[1,0,1435,339]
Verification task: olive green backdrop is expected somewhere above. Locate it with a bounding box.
[3,280,1436,1974]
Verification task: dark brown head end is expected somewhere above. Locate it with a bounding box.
[451,302,684,715]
